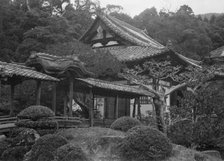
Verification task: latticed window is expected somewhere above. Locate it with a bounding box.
[140,96,151,104]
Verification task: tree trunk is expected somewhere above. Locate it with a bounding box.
[153,97,165,133]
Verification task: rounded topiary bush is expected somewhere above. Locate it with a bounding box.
[1,146,28,161]
[110,116,142,132]
[27,134,68,161]
[167,119,193,147]
[17,105,55,121]
[15,120,58,129]
[55,144,90,161]
[119,126,172,161]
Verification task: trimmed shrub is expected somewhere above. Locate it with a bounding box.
[15,120,58,129]
[28,134,68,161]
[11,128,40,147]
[36,129,57,136]
[167,119,193,147]
[8,127,27,138]
[119,126,172,161]
[110,116,142,132]
[55,144,89,161]
[17,105,55,120]
[1,146,28,161]
[0,140,10,157]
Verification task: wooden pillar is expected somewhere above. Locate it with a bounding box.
[9,84,15,116]
[137,97,142,120]
[0,80,1,103]
[132,98,136,118]
[68,78,73,117]
[36,80,41,105]
[52,83,57,114]
[115,95,119,119]
[89,89,94,127]
[63,95,67,116]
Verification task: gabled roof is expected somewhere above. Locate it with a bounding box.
[80,13,201,67]
[76,78,154,97]
[0,61,59,83]
[26,53,93,78]
[80,13,165,49]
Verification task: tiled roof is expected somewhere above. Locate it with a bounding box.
[98,14,165,48]
[97,46,167,62]
[0,61,59,82]
[26,53,93,78]
[97,46,201,67]
[76,78,155,97]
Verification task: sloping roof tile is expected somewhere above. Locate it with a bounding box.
[97,46,168,62]
[76,78,154,97]
[0,61,59,82]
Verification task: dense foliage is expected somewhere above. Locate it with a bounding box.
[27,134,68,161]
[55,144,89,161]
[16,120,58,129]
[17,105,55,120]
[110,116,142,132]
[119,126,172,161]
[167,119,193,147]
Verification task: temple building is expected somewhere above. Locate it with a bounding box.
[80,13,201,119]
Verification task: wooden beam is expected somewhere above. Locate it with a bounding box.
[9,85,15,116]
[89,89,94,127]
[132,98,136,118]
[36,80,41,105]
[115,95,119,119]
[68,78,73,117]
[52,83,57,114]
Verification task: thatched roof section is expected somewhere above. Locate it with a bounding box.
[26,53,93,78]
[76,78,154,97]
[0,61,59,83]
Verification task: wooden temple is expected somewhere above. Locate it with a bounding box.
[26,53,152,126]
[80,13,201,115]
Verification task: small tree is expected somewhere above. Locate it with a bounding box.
[121,59,216,132]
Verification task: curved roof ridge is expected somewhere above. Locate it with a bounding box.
[100,14,165,48]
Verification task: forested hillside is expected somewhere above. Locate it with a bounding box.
[0,0,224,62]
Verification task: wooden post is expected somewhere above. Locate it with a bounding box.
[89,89,94,127]
[137,97,142,120]
[115,95,119,119]
[52,83,57,114]
[63,95,67,116]
[0,80,1,103]
[68,78,73,117]
[36,80,41,105]
[132,98,136,118]
[9,84,15,116]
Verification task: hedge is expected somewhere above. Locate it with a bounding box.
[27,134,68,161]
[15,120,58,129]
[110,116,142,132]
[17,105,55,120]
[119,126,172,161]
